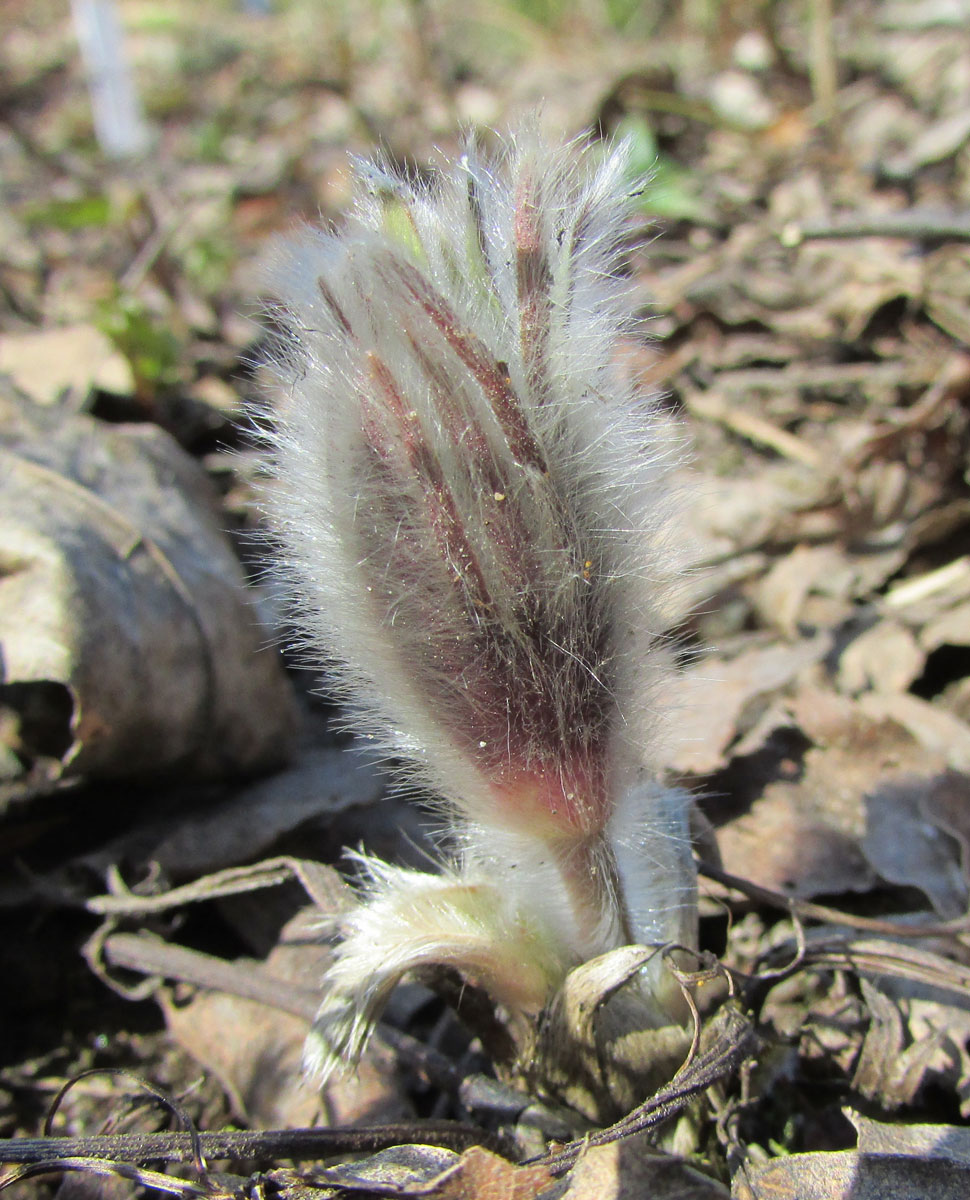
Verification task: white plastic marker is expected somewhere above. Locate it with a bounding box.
[71,0,150,160]
[259,126,698,1082]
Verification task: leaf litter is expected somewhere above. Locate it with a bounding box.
[3,1,970,1198]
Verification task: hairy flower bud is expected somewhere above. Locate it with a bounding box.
[259,126,698,1083]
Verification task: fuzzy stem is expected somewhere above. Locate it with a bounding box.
[560,836,634,952]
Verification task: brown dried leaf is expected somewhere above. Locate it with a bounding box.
[871,990,970,1119]
[761,935,970,1111]
[733,1150,970,1199]
[163,989,321,1129]
[670,636,832,775]
[0,325,133,404]
[686,464,835,559]
[149,746,387,877]
[852,979,943,1109]
[301,1144,552,1200]
[859,693,970,772]
[529,947,691,1123]
[787,686,859,745]
[163,908,410,1130]
[717,788,876,898]
[560,1138,729,1199]
[861,777,969,917]
[924,247,970,344]
[836,619,925,696]
[718,699,957,899]
[0,399,296,792]
[920,771,970,888]
[752,545,847,638]
[686,212,924,342]
[922,600,970,652]
[884,556,970,627]
[428,1146,554,1200]
[851,1111,970,1163]
[310,1143,461,1196]
[888,107,970,174]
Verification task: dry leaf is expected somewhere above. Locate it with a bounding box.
[921,599,970,652]
[149,746,388,877]
[852,979,944,1109]
[311,1143,461,1195]
[529,946,691,1123]
[861,777,969,917]
[562,1139,729,1199]
[924,247,970,344]
[717,788,876,898]
[686,464,835,559]
[859,693,970,772]
[717,700,958,899]
[0,397,296,792]
[733,1150,970,1199]
[670,636,832,776]
[428,1146,554,1200]
[0,325,133,404]
[920,771,970,888]
[851,1111,970,1162]
[294,1145,551,1200]
[836,619,925,696]
[163,906,411,1129]
[753,545,846,638]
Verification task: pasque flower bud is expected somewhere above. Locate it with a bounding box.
[260,126,698,1083]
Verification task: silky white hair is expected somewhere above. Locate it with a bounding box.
[259,125,698,1082]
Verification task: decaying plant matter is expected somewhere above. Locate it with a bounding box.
[259,127,699,1101]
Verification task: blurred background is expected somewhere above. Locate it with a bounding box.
[3,0,968,428]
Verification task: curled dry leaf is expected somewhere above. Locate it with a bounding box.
[527,946,692,1124]
[852,978,947,1110]
[0,390,296,794]
[860,691,970,772]
[752,545,849,639]
[836,619,925,697]
[866,983,970,1118]
[924,247,970,344]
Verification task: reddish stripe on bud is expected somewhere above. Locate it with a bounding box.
[402,331,494,468]
[514,171,553,404]
[317,277,354,337]
[386,256,548,474]
[364,352,494,610]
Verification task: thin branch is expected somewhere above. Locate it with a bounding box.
[0,1123,512,1167]
[93,931,461,1095]
[699,860,970,942]
[533,1004,756,1175]
[786,211,970,244]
